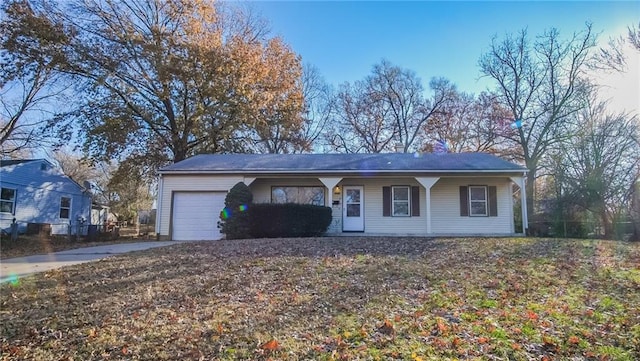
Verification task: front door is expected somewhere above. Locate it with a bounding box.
[343,186,364,231]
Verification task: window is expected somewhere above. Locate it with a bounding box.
[271,186,325,205]
[60,197,71,219]
[383,186,420,217]
[0,188,16,214]
[469,186,488,216]
[392,186,410,216]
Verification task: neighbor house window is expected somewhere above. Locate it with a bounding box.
[60,197,71,219]
[271,186,325,205]
[392,186,410,216]
[469,186,488,216]
[0,188,16,214]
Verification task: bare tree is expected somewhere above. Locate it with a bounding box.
[328,60,454,153]
[629,22,640,50]
[422,90,517,156]
[556,98,640,237]
[591,21,640,72]
[479,25,596,220]
[52,148,115,205]
[299,63,334,152]
[368,60,454,152]
[53,149,99,185]
[327,80,398,153]
[0,0,71,156]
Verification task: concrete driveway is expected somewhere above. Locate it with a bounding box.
[0,241,177,284]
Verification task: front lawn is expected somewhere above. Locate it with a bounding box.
[1,237,639,360]
[0,228,156,259]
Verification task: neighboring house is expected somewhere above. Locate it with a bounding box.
[156,153,529,241]
[0,159,91,235]
[91,203,110,225]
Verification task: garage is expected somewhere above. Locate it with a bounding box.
[171,192,226,241]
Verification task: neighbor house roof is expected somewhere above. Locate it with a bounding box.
[159,153,527,175]
[0,159,39,167]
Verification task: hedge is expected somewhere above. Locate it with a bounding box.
[218,182,253,239]
[249,203,332,238]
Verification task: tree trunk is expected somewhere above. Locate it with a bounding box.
[601,211,612,239]
[172,143,188,163]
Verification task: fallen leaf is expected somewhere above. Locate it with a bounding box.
[261,339,279,351]
[568,335,580,344]
[378,319,395,335]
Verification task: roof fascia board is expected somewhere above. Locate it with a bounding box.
[159,169,527,176]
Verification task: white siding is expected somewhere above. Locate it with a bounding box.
[343,178,427,235]
[157,174,516,238]
[249,177,428,235]
[430,177,513,234]
[157,175,244,237]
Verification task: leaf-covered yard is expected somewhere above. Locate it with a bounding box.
[1,237,639,360]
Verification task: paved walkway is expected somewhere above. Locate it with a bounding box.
[0,242,177,284]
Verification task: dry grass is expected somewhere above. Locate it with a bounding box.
[1,237,639,360]
[0,228,156,259]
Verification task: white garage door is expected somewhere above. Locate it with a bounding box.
[172,192,226,241]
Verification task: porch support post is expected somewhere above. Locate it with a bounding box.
[510,175,528,235]
[415,177,440,234]
[319,177,343,206]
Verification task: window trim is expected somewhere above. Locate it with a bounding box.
[391,186,411,217]
[0,187,17,215]
[468,185,488,217]
[59,196,72,220]
[270,186,326,206]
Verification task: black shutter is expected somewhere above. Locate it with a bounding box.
[459,186,469,216]
[488,186,498,217]
[382,186,391,216]
[411,186,420,216]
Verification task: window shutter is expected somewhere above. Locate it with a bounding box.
[382,186,391,216]
[488,186,498,216]
[459,186,469,216]
[411,186,420,216]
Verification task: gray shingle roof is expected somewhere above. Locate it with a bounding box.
[0,159,38,167]
[159,153,526,174]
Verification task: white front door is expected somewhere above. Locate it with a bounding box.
[343,186,364,231]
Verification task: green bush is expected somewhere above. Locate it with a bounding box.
[249,203,332,238]
[218,182,253,239]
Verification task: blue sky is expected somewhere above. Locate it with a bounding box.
[252,1,640,97]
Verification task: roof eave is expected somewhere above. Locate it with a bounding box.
[158,168,528,175]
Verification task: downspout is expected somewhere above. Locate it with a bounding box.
[521,173,529,235]
[155,174,164,240]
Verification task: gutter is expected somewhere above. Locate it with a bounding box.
[158,169,528,175]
